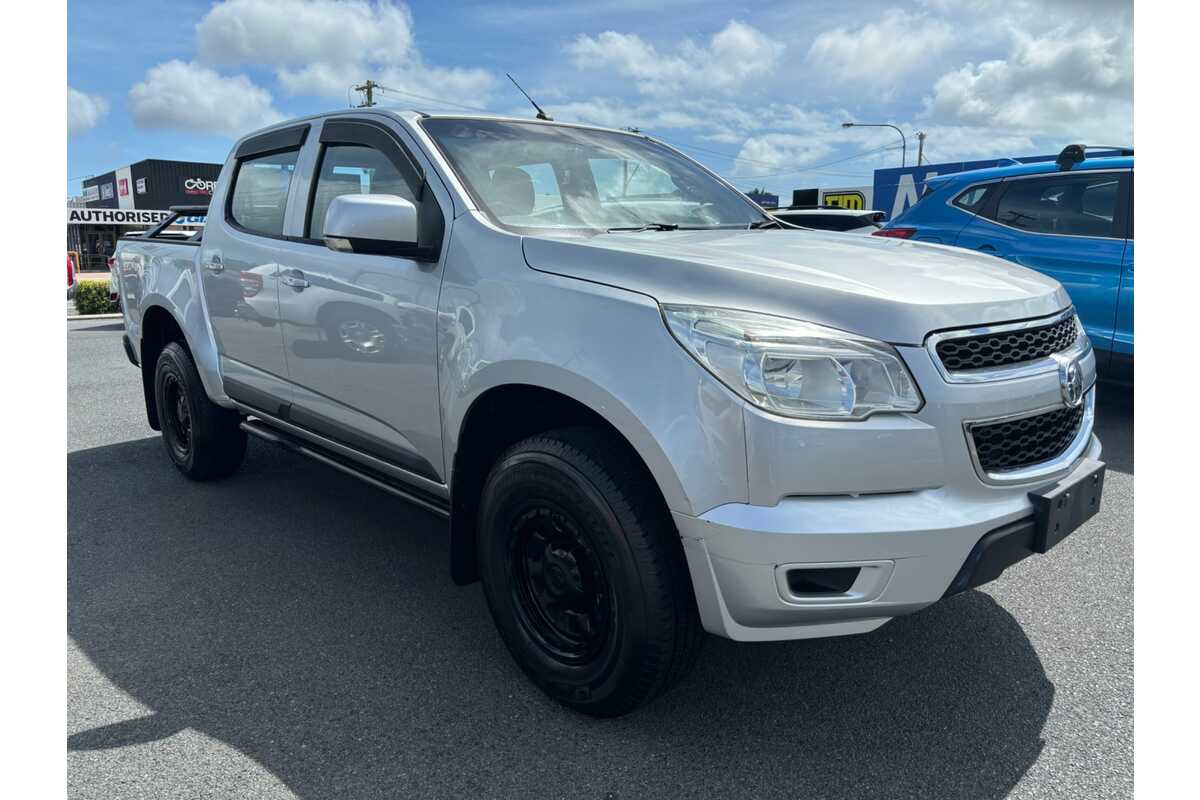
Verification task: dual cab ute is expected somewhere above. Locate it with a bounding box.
[113,110,1105,716]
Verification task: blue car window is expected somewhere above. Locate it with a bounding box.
[952,184,995,213]
[994,173,1120,238]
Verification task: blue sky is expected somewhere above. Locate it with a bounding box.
[68,0,1133,201]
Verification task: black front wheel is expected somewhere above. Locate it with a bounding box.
[477,428,703,717]
[154,342,246,480]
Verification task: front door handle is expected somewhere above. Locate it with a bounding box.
[202,255,224,273]
[280,269,310,290]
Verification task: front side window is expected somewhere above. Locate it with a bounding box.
[229,150,299,236]
[421,119,767,234]
[307,144,418,238]
[993,173,1120,237]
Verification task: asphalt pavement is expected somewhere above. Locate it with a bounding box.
[67,318,1133,800]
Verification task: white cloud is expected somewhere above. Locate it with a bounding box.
[926,24,1133,142]
[194,0,495,110]
[196,0,414,66]
[567,21,784,95]
[547,97,706,131]
[732,134,836,179]
[908,125,1037,163]
[807,10,954,87]
[68,87,109,136]
[128,60,284,137]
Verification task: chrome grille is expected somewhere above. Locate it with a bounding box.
[936,315,1078,372]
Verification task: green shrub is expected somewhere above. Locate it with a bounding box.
[74,280,118,316]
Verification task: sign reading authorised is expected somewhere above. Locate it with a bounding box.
[66,208,206,227]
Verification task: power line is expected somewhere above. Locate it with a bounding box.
[374,83,495,113]
[350,79,497,113]
[338,88,898,181]
[658,138,903,180]
[724,146,902,180]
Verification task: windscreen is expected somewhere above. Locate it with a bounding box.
[422,119,768,234]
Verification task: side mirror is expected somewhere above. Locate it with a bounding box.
[323,193,419,256]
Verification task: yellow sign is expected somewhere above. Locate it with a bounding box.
[822,191,866,210]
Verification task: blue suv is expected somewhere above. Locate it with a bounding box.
[877,145,1133,381]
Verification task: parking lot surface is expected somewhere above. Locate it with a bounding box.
[67,318,1133,799]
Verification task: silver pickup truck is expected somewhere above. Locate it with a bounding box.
[113,109,1105,716]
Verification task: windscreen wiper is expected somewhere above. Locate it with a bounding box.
[606,222,679,232]
[748,218,781,229]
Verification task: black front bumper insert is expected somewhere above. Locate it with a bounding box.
[943,518,1038,598]
[943,460,1106,598]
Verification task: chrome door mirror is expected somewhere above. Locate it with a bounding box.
[323,194,419,256]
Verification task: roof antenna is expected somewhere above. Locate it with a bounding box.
[506,73,552,121]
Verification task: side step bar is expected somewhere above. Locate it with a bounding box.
[240,418,450,518]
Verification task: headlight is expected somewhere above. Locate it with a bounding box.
[662,305,922,420]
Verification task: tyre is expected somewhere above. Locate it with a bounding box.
[477,427,703,717]
[154,341,247,481]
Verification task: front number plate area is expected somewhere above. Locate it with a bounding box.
[1028,459,1106,554]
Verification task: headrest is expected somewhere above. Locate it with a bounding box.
[488,166,534,217]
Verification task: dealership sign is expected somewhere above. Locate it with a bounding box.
[184,177,216,195]
[67,208,206,227]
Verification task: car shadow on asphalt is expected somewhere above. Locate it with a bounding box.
[69,437,1054,800]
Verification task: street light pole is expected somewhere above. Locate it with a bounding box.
[841,121,907,168]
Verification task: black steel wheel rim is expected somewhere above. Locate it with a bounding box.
[162,373,192,461]
[508,504,614,664]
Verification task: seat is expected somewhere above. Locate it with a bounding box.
[487,167,534,218]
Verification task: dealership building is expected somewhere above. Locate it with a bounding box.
[68,159,220,270]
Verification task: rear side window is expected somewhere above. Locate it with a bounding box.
[993,173,1120,237]
[952,184,995,213]
[229,150,299,237]
[307,144,419,238]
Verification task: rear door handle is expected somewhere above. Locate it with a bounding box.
[280,269,310,290]
[202,255,224,273]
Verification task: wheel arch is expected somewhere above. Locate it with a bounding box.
[445,370,688,586]
[139,301,228,429]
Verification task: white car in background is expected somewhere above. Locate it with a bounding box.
[772,207,887,234]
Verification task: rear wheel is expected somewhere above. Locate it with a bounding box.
[154,341,246,480]
[477,427,703,717]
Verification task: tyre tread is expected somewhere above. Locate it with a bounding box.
[155,342,246,481]
[489,426,703,716]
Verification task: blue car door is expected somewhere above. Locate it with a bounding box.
[1112,173,1133,380]
[952,169,1128,364]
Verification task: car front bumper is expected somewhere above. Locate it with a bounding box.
[676,434,1102,642]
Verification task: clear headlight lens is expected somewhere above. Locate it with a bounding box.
[662,305,922,420]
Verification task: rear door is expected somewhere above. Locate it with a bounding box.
[272,116,449,484]
[200,124,310,407]
[954,169,1127,361]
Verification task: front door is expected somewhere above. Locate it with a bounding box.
[276,118,447,483]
